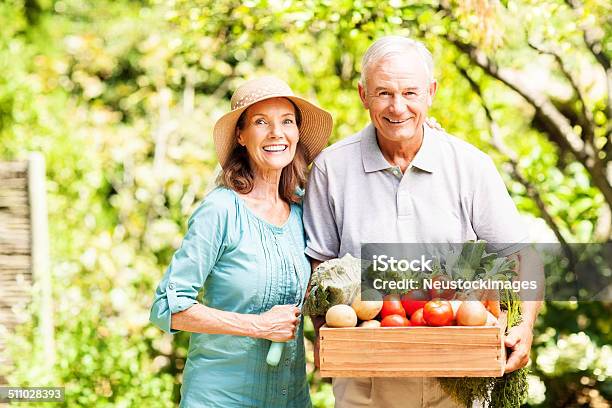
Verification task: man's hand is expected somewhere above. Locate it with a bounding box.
[504,248,542,373]
[504,322,534,373]
[308,258,324,368]
[311,315,325,369]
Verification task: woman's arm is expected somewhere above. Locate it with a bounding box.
[171,303,301,342]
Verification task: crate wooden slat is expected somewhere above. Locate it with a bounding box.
[319,312,507,378]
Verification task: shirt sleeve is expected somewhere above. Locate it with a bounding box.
[303,160,339,261]
[471,157,529,257]
[149,197,228,334]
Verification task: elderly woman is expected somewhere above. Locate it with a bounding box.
[149,76,332,407]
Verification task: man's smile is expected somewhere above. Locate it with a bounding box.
[384,117,412,124]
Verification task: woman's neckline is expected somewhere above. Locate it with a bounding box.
[227,188,294,230]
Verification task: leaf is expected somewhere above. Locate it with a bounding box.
[452,240,487,280]
[482,256,517,281]
[303,254,361,316]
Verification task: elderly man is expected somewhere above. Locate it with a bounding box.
[303,36,542,407]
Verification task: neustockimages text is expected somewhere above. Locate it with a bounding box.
[371,278,538,292]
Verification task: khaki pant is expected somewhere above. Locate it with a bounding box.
[333,377,479,408]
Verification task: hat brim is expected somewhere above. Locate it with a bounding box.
[213,95,333,168]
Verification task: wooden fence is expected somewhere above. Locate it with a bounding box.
[0,153,54,384]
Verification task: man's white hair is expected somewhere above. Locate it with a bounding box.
[360,36,435,89]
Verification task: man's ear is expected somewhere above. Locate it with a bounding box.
[358,82,369,109]
[427,80,438,107]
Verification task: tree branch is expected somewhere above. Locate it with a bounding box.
[448,38,612,211]
[564,0,612,136]
[564,0,611,71]
[457,66,574,254]
[450,39,585,157]
[526,39,595,147]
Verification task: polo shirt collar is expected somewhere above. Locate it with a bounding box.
[361,123,437,174]
[361,124,391,173]
[410,125,437,173]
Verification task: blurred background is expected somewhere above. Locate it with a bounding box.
[0,0,610,406]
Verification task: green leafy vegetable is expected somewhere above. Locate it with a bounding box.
[439,289,528,407]
[303,254,361,316]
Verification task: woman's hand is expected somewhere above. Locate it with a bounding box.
[255,305,301,342]
[425,116,444,131]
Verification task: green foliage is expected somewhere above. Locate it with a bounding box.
[1,0,610,406]
[303,255,361,316]
[439,290,529,408]
[530,301,612,406]
[8,304,175,407]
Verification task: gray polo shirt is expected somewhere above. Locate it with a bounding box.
[303,123,528,261]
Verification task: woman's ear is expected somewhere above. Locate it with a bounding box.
[236,128,244,146]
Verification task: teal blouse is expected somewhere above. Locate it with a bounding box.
[150,187,311,408]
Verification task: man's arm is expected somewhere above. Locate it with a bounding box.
[308,259,325,369]
[505,246,544,372]
[302,156,340,368]
[309,259,325,368]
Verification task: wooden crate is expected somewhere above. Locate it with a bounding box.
[319,312,507,377]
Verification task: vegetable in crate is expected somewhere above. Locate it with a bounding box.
[325,304,358,328]
[303,254,361,316]
[438,289,528,408]
[423,299,454,326]
[381,314,411,327]
[455,301,488,326]
[431,241,526,407]
[351,289,383,320]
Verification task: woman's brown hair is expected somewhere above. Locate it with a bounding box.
[218,99,307,204]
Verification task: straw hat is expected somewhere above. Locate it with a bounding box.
[213,76,333,168]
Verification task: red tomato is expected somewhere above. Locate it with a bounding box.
[401,289,430,317]
[428,275,455,300]
[380,295,406,319]
[423,299,454,326]
[410,308,427,326]
[381,314,411,327]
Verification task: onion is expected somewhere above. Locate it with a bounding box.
[456,301,488,326]
[359,320,381,328]
[449,300,462,319]
[351,290,383,320]
[326,304,358,328]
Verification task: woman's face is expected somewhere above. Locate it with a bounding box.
[237,97,300,173]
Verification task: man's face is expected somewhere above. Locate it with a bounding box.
[359,51,437,144]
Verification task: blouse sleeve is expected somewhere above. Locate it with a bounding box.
[149,195,229,333]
